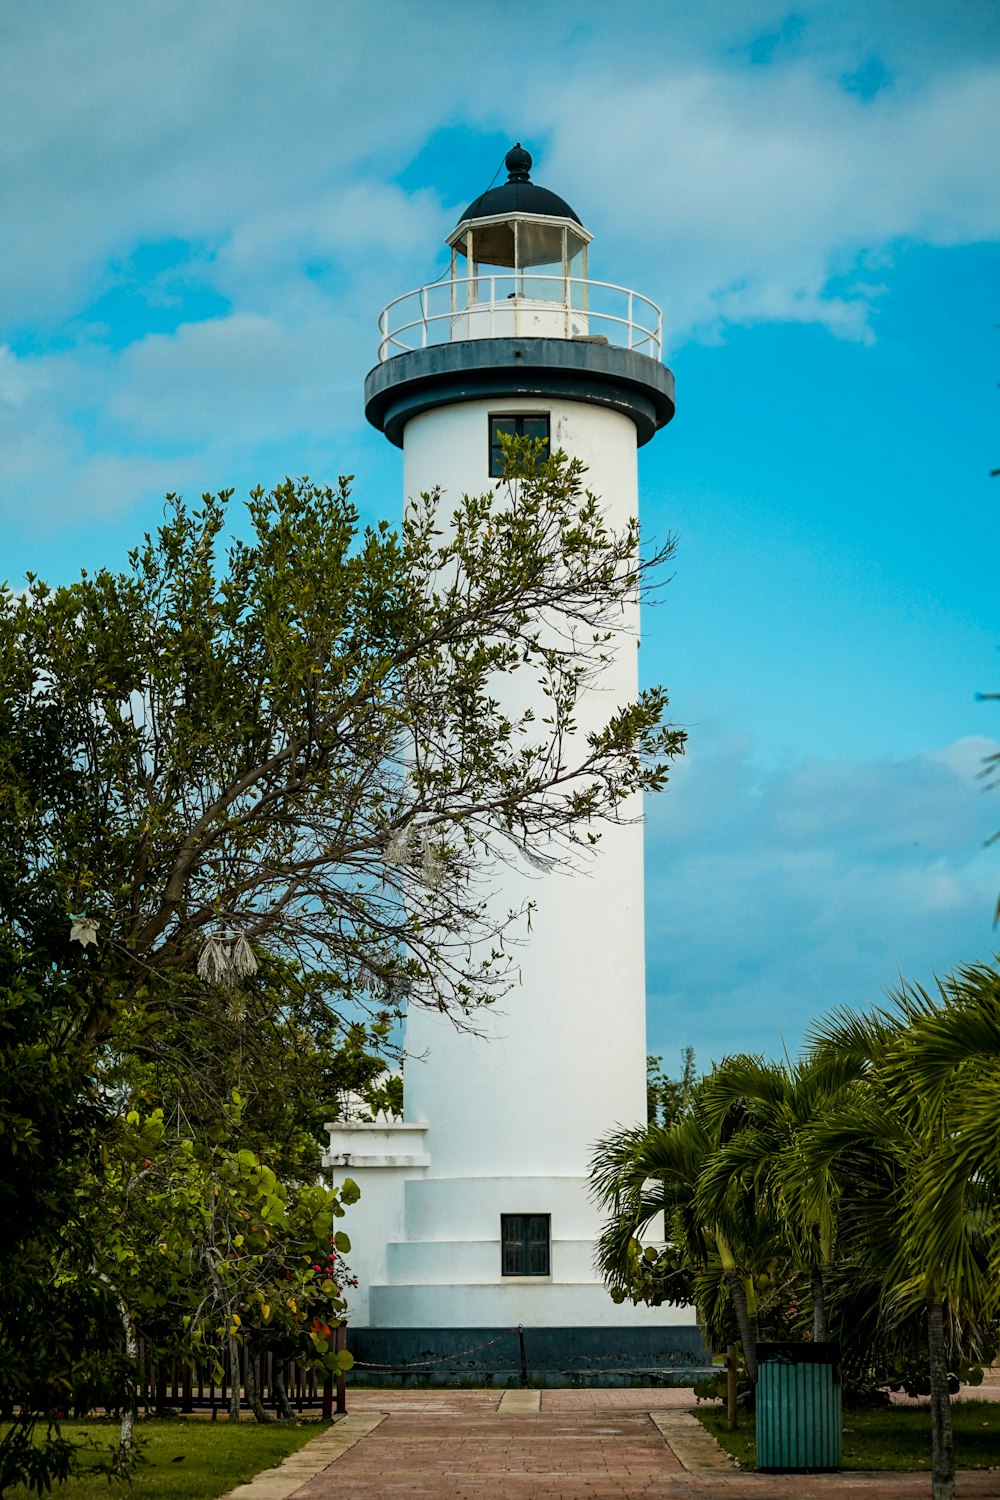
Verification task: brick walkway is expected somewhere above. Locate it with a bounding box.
[275,1388,1000,1500]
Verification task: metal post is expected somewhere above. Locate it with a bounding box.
[518,1324,528,1389]
[727,1344,738,1430]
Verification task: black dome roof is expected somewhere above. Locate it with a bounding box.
[458,144,581,226]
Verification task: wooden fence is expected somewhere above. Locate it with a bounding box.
[129,1332,347,1418]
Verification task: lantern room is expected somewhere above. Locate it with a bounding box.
[447,143,590,300]
[442,143,591,341]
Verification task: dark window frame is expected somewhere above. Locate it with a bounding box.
[501,1212,551,1277]
[489,412,550,478]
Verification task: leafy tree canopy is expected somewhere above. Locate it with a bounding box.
[0,457,683,1040]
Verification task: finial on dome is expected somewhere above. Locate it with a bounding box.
[505,143,532,182]
[452,142,582,229]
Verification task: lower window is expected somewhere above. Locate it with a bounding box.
[501,1213,551,1276]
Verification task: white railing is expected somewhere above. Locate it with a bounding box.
[377,276,662,362]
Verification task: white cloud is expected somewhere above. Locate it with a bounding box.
[0,1,997,532]
[107,309,351,444]
[0,2,472,327]
[533,59,1000,340]
[645,730,1000,1065]
[2,3,996,341]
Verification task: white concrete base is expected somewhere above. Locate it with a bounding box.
[324,1120,430,1327]
[324,1135,696,1333]
[369,1281,700,1329]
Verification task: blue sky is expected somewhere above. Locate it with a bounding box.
[1,1,998,1069]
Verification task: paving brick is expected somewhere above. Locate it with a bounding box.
[498,1390,542,1414]
[284,1387,1000,1500]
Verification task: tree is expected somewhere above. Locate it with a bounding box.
[646,1047,697,1126]
[591,1082,778,1387]
[0,453,684,1483]
[1,457,681,1037]
[84,1094,355,1444]
[805,978,1000,1500]
[88,958,388,1441]
[698,1055,841,1342]
[0,971,113,1492]
[595,962,1000,1495]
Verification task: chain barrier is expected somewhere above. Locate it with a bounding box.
[350,1326,703,1381]
[351,1326,522,1370]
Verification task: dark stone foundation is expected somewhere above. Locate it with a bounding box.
[346,1324,712,1388]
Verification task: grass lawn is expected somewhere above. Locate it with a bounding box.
[4,1418,322,1500]
[696,1401,1000,1471]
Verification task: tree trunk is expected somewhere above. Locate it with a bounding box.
[723,1264,758,1385]
[96,1275,138,1464]
[116,1290,138,1460]
[227,1332,241,1423]
[206,1260,242,1424]
[245,1346,271,1423]
[810,1267,829,1343]
[927,1299,955,1500]
[272,1361,295,1420]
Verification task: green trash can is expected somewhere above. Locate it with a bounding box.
[755,1342,842,1473]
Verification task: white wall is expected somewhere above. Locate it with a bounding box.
[402,396,648,1184]
[324,1121,429,1326]
[344,392,661,1332]
[332,393,683,1332]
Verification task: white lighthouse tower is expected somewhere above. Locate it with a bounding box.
[326,146,703,1382]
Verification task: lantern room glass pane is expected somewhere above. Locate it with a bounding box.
[517,219,564,269]
[518,220,564,301]
[469,221,516,267]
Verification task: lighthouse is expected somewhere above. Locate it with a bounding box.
[325,146,704,1383]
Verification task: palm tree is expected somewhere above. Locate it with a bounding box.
[590,1087,778,1385]
[805,979,1000,1500]
[698,1054,841,1342]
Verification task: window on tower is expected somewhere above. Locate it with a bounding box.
[501,1213,551,1276]
[489,413,550,478]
